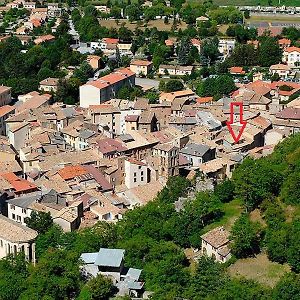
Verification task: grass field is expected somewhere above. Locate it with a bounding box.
[228,253,290,287]
[99,18,188,31]
[201,198,243,233]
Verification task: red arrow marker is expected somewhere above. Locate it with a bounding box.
[226,102,247,143]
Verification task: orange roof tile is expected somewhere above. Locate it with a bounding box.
[0,105,14,117]
[58,165,88,180]
[278,38,291,45]
[229,66,245,75]
[1,173,37,193]
[130,60,152,66]
[196,97,213,104]
[284,46,300,53]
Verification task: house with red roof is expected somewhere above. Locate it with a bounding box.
[283,46,300,66]
[79,68,135,108]
[278,38,291,49]
[229,66,245,75]
[0,172,38,196]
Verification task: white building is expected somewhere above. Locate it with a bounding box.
[124,158,149,189]
[218,38,236,57]
[0,215,37,263]
[201,226,231,263]
[79,68,135,108]
[282,46,300,67]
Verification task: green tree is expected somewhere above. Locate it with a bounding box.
[164,79,184,92]
[273,273,300,300]
[258,37,282,67]
[214,179,235,203]
[178,36,194,66]
[230,214,262,258]
[78,274,115,300]
[25,211,53,234]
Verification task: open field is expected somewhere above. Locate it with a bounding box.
[228,253,290,287]
[247,15,300,24]
[99,19,188,31]
[202,198,243,233]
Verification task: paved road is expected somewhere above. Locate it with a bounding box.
[135,78,160,89]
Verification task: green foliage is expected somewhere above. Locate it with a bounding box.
[230,214,262,258]
[196,75,236,100]
[214,179,235,203]
[272,273,300,300]
[78,274,114,300]
[200,37,220,64]
[258,37,282,67]
[164,79,184,92]
[0,254,29,300]
[229,44,258,67]
[25,211,53,234]
[19,249,81,300]
[208,6,243,24]
[232,158,282,211]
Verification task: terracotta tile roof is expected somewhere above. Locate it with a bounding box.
[196,97,213,104]
[284,46,300,53]
[130,60,152,66]
[86,68,135,90]
[34,34,55,44]
[1,173,37,193]
[95,138,127,154]
[160,89,195,102]
[191,38,201,46]
[0,215,38,243]
[201,226,230,248]
[276,107,300,120]
[125,114,139,122]
[165,39,174,46]
[278,38,291,45]
[40,77,59,86]
[58,165,88,180]
[229,66,245,75]
[103,38,119,44]
[269,63,290,71]
[0,105,14,117]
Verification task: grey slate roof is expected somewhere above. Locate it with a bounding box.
[94,248,125,267]
[180,143,210,157]
[7,194,39,209]
[78,129,95,139]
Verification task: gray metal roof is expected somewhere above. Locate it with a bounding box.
[62,107,76,118]
[80,252,98,264]
[126,268,142,281]
[7,194,39,209]
[180,143,210,157]
[94,248,125,267]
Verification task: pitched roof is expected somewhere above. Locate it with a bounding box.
[57,165,88,180]
[276,107,300,120]
[1,173,37,193]
[229,66,245,74]
[0,215,38,243]
[180,143,210,157]
[284,46,300,53]
[130,60,152,66]
[94,248,125,267]
[85,68,135,90]
[201,226,230,248]
[0,105,14,117]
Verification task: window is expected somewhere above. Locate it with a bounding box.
[12,213,15,220]
[134,172,136,177]
[0,240,2,247]
[141,177,144,181]
[11,205,15,210]
[134,178,137,183]
[29,161,32,167]
[141,171,144,176]
[138,166,141,169]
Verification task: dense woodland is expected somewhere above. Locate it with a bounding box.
[0,133,299,299]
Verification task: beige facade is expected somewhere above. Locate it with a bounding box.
[0,215,37,263]
[0,86,12,107]
[130,60,153,76]
[124,159,149,189]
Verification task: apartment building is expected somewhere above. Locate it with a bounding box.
[79,68,135,107]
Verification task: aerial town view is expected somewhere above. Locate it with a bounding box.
[0,0,299,299]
